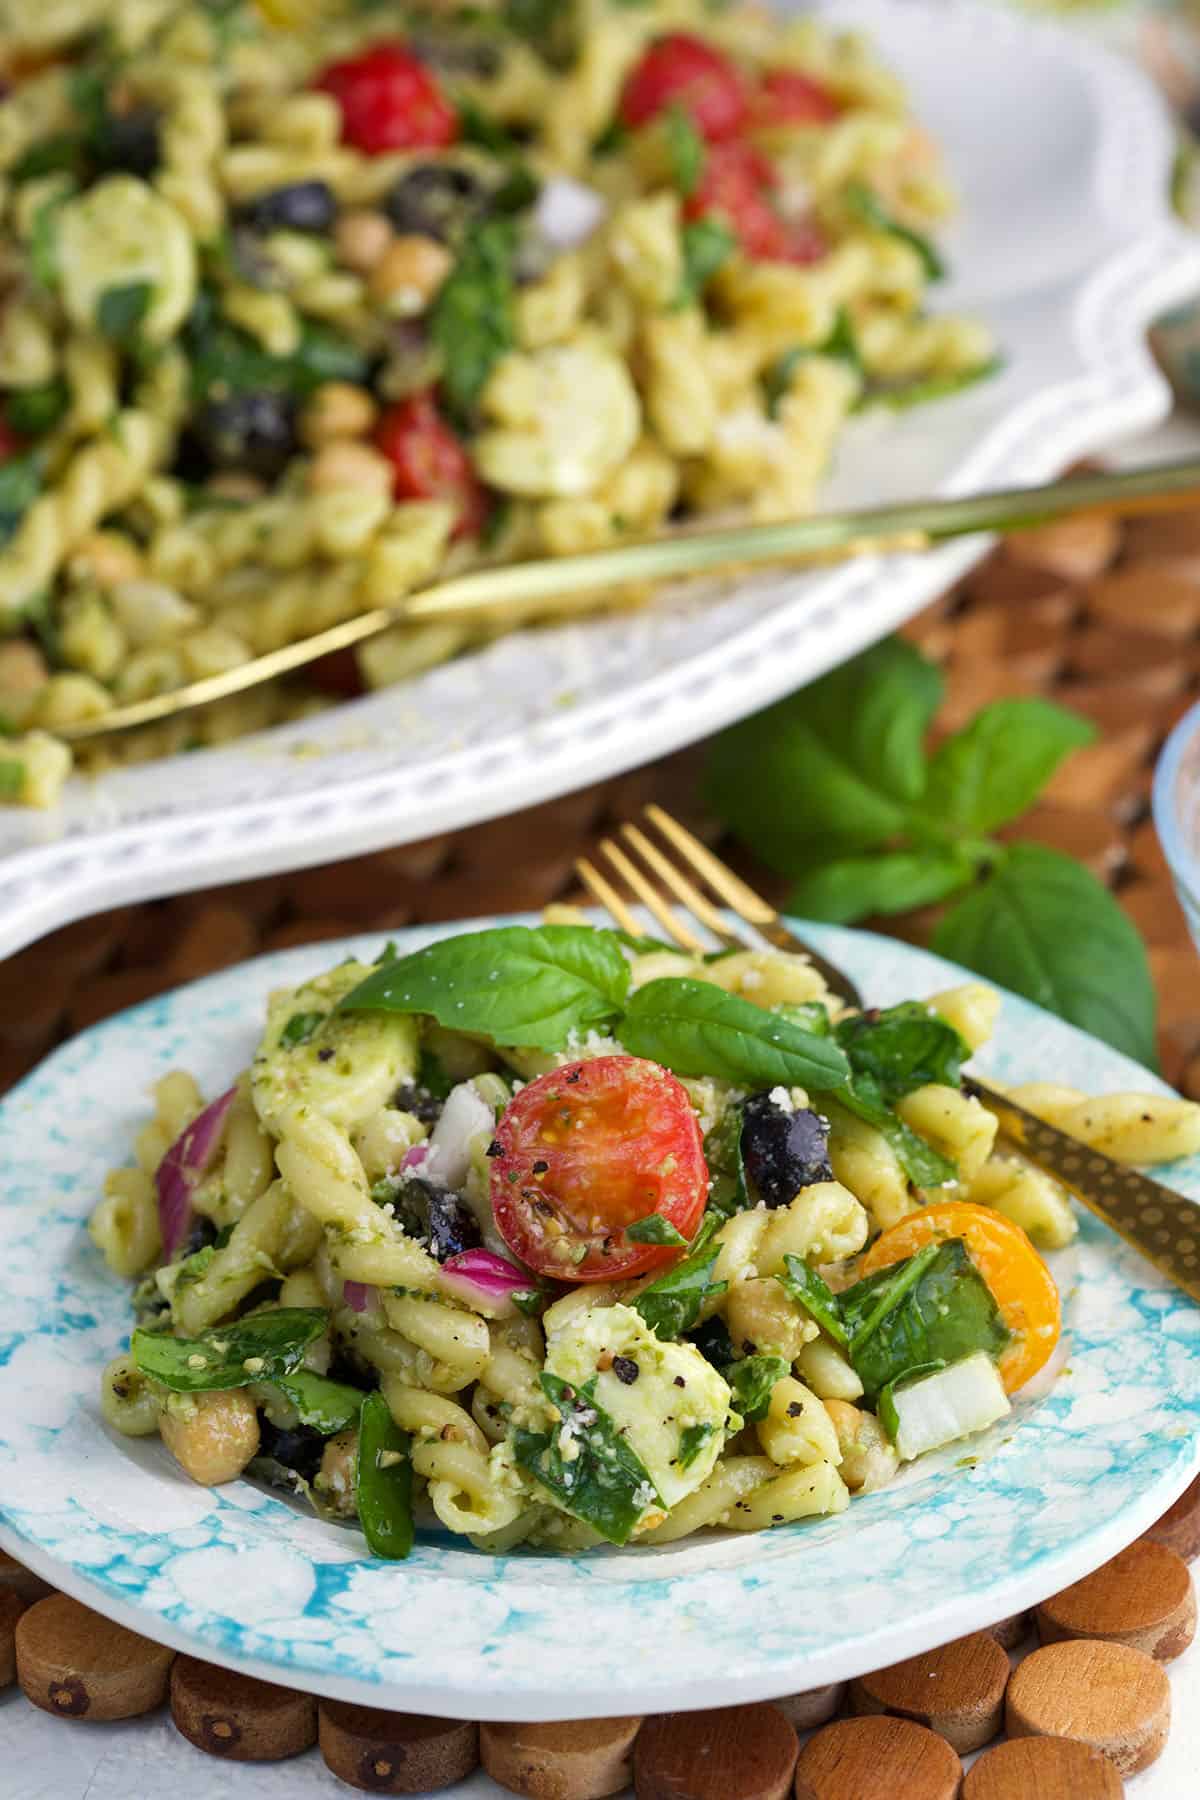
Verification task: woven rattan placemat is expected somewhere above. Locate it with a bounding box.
[4,499,1199,1098]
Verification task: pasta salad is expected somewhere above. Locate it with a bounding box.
[91,918,1200,1556]
[0,0,995,805]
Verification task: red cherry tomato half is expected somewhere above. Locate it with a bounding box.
[621,33,748,142]
[0,418,24,463]
[756,68,842,127]
[686,142,827,266]
[314,42,458,154]
[374,392,488,539]
[490,1055,709,1283]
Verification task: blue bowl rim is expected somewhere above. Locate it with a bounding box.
[1152,692,1200,913]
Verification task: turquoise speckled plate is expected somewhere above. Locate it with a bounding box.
[1,919,1198,1721]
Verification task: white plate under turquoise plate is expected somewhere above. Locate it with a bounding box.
[1,920,1198,1720]
[0,0,1196,958]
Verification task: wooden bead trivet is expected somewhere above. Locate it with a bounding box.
[986,1614,1029,1650]
[170,1654,316,1762]
[0,1589,29,1689]
[0,1548,51,1603]
[1005,1640,1170,1776]
[851,1631,1009,1753]
[793,1715,962,1800]
[634,1703,798,1800]
[15,1592,173,1721]
[480,1716,642,1798]
[1036,1540,1196,1662]
[1144,1472,1200,1564]
[318,1700,478,1793]
[961,1735,1123,1799]
[773,1684,845,1731]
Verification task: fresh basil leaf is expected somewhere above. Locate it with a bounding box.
[612,929,678,954]
[270,1369,365,1435]
[0,454,39,549]
[932,843,1158,1071]
[789,845,975,926]
[779,1254,847,1348]
[703,1103,750,1222]
[131,1308,327,1391]
[626,1213,688,1247]
[665,105,705,196]
[355,1389,414,1559]
[727,1354,789,1422]
[845,181,945,280]
[840,1240,1009,1398]
[513,1373,661,1545]
[279,1010,325,1049]
[705,638,944,871]
[677,1421,716,1470]
[858,357,1001,412]
[923,698,1094,837]
[634,1215,727,1341]
[762,310,861,417]
[676,218,735,308]
[836,1001,970,1104]
[96,280,153,343]
[511,1287,550,1317]
[431,217,518,427]
[620,978,850,1093]
[877,1361,947,1442]
[4,379,70,438]
[339,924,630,1050]
[834,1081,958,1190]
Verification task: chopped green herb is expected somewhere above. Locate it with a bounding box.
[703,1103,750,1223]
[0,760,25,799]
[845,182,944,281]
[625,1213,688,1247]
[511,1287,550,1318]
[5,380,70,438]
[675,218,736,308]
[779,1255,847,1348]
[727,1354,789,1422]
[762,310,861,416]
[0,457,42,551]
[677,1421,715,1469]
[131,1308,327,1392]
[355,1389,414,1559]
[279,1010,326,1049]
[512,1373,661,1545]
[430,217,519,428]
[665,105,705,197]
[96,280,153,344]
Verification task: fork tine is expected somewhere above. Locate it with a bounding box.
[593,839,711,955]
[619,823,743,944]
[575,857,645,940]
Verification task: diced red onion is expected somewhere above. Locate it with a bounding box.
[402,1142,429,1173]
[156,1086,237,1261]
[440,1249,532,1319]
[343,1280,372,1314]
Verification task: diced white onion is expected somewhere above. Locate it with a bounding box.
[425,1081,495,1190]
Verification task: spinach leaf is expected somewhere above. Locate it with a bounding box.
[626,1213,688,1247]
[513,1373,661,1545]
[789,845,976,926]
[131,1308,327,1391]
[675,219,735,308]
[339,924,630,1050]
[279,1010,325,1049]
[924,698,1094,837]
[845,181,945,280]
[665,106,705,196]
[0,456,41,550]
[858,357,1001,412]
[186,304,367,404]
[96,280,153,344]
[834,1083,958,1190]
[270,1369,365,1435]
[727,1354,789,1422]
[634,1216,727,1340]
[762,310,861,417]
[620,978,850,1093]
[677,1421,715,1469]
[835,1001,969,1104]
[355,1389,414,1559]
[705,637,943,872]
[933,844,1159,1072]
[779,1254,847,1348]
[5,380,69,438]
[840,1240,1009,1398]
[430,217,518,427]
[703,1103,750,1222]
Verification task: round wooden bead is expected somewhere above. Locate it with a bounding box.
[318,1701,479,1793]
[772,1684,845,1732]
[481,1716,642,1798]
[170,1654,316,1762]
[0,1589,29,1689]
[15,1592,173,1721]
[962,1735,1124,1799]
[1036,1540,1195,1661]
[986,1613,1029,1650]
[634,1703,798,1800]
[851,1630,1009,1753]
[1143,1472,1200,1564]
[1005,1640,1170,1776]
[794,1716,962,1800]
[0,1548,52,1603]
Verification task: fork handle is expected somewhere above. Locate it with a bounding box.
[966,1078,1200,1304]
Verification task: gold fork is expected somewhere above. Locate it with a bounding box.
[577,805,1200,1305]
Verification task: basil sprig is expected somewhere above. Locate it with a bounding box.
[634,1216,727,1341]
[131,1309,327,1392]
[355,1390,414,1560]
[513,1373,661,1545]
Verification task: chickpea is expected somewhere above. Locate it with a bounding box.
[68,529,144,589]
[824,1399,898,1494]
[307,441,394,498]
[314,1428,359,1518]
[369,235,453,316]
[0,639,48,695]
[300,381,378,449]
[159,1388,260,1486]
[206,472,266,502]
[335,207,394,273]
